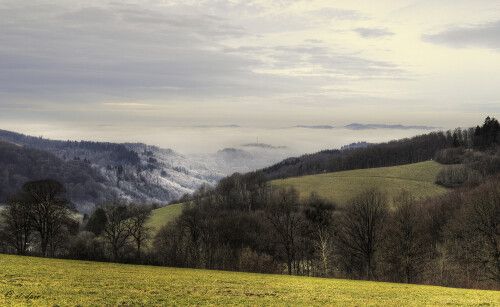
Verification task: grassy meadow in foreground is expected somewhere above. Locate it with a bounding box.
[0,254,499,306]
[272,161,448,206]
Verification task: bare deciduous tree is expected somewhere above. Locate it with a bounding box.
[304,192,336,277]
[445,180,500,285]
[23,179,74,257]
[384,190,430,283]
[0,194,32,255]
[265,187,303,275]
[102,199,130,261]
[337,189,388,280]
[126,203,153,260]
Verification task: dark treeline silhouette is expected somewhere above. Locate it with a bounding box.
[1,117,499,290]
[0,179,77,257]
[433,117,500,187]
[263,117,500,180]
[0,179,155,263]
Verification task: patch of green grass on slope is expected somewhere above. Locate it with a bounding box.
[147,203,184,231]
[0,254,498,306]
[272,161,448,206]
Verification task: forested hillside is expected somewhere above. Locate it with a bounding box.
[263,132,455,179]
[263,118,499,180]
[0,130,223,211]
[0,141,113,209]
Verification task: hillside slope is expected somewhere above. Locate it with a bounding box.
[147,162,448,233]
[263,131,454,180]
[272,161,448,206]
[0,254,498,306]
[0,141,115,210]
[147,202,185,231]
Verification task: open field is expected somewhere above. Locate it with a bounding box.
[0,254,499,306]
[147,202,184,231]
[272,161,448,206]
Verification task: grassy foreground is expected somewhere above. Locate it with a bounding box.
[272,161,448,206]
[0,254,499,306]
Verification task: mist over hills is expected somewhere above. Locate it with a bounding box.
[0,129,290,211]
[0,121,451,212]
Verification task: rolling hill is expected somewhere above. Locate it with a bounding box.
[147,161,448,233]
[263,131,454,180]
[271,161,448,206]
[0,254,498,306]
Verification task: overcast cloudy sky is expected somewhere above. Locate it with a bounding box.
[1,0,500,153]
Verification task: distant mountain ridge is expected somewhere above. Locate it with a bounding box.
[344,123,441,130]
[292,123,440,130]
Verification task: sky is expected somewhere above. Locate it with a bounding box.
[1,0,500,153]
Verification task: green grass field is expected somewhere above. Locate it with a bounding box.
[147,202,184,231]
[272,161,448,206]
[0,254,498,306]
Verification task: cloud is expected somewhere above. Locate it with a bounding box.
[0,2,291,102]
[0,1,409,107]
[422,20,500,49]
[353,27,394,38]
[266,45,406,78]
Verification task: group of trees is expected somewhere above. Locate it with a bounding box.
[0,179,77,257]
[433,118,500,187]
[74,200,153,262]
[0,179,154,262]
